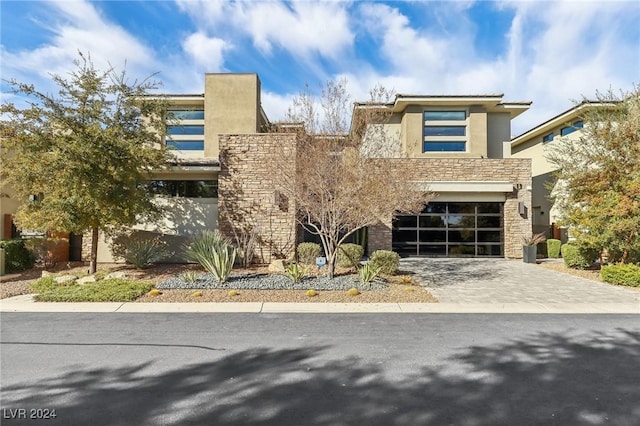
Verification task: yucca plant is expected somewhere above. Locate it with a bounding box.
[358,263,382,285]
[122,238,170,269]
[185,231,237,283]
[284,262,306,283]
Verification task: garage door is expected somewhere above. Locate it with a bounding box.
[392,202,503,257]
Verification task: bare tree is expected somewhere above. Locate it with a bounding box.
[274,79,432,278]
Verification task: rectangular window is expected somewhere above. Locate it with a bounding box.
[560,121,584,136]
[424,126,466,137]
[146,180,218,198]
[423,141,466,152]
[424,111,466,121]
[166,140,204,150]
[423,110,467,152]
[168,110,204,120]
[167,125,204,135]
[542,133,554,142]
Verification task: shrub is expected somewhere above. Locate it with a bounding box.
[338,243,364,268]
[547,239,561,259]
[32,278,153,302]
[368,250,400,275]
[185,231,237,283]
[121,238,170,269]
[0,239,35,273]
[358,262,381,285]
[601,264,640,287]
[297,242,322,265]
[284,262,306,283]
[561,244,592,269]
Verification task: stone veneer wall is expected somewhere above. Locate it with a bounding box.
[367,158,532,258]
[218,133,298,264]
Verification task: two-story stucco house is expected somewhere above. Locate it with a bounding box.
[1,73,535,262]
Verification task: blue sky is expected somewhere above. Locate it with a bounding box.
[1,0,639,135]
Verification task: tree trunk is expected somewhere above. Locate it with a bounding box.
[89,227,98,274]
[326,252,336,279]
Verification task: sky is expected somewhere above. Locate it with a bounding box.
[1,0,639,136]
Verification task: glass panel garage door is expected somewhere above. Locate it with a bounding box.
[392,202,503,257]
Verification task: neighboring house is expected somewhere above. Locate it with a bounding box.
[509,101,605,241]
[1,73,535,261]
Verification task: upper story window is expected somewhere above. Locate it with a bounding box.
[542,132,554,143]
[168,110,204,120]
[167,125,204,135]
[423,110,467,152]
[560,120,583,136]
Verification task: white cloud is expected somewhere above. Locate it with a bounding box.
[175,0,354,60]
[182,32,229,71]
[1,0,156,81]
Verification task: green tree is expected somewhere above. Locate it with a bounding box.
[0,53,172,273]
[546,87,640,263]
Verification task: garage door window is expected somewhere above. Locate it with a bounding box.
[392,202,503,257]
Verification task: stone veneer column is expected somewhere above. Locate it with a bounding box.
[218,133,298,264]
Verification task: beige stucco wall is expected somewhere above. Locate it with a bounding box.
[204,74,262,158]
[487,112,511,159]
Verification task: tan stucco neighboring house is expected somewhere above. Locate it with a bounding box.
[509,101,609,240]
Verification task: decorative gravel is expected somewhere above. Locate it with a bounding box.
[157,273,389,291]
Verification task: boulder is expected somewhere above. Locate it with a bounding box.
[104,271,127,280]
[41,271,53,278]
[268,259,287,273]
[54,275,77,284]
[77,275,97,285]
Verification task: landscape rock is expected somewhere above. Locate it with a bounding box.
[41,271,53,278]
[77,275,97,285]
[104,271,127,280]
[267,259,287,273]
[54,275,77,284]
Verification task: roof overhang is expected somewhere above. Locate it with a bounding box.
[412,181,515,193]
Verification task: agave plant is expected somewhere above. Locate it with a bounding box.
[185,231,237,283]
[358,263,382,285]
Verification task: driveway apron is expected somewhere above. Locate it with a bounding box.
[400,258,640,305]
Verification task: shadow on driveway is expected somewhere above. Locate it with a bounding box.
[2,329,639,425]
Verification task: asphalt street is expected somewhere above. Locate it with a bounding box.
[1,313,639,425]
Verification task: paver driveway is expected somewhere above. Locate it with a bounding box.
[401,258,640,305]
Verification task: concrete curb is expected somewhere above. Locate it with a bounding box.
[1,294,638,314]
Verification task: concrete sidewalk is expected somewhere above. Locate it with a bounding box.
[1,294,638,314]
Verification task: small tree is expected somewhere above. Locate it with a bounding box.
[275,79,432,278]
[0,53,172,273]
[546,87,640,263]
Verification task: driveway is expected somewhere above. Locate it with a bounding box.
[401,258,640,305]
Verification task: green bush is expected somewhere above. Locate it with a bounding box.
[297,242,322,265]
[31,277,153,302]
[561,244,593,269]
[368,250,400,275]
[337,243,364,268]
[0,239,35,273]
[547,239,561,259]
[601,264,640,287]
[185,231,236,283]
[121,238,171,269]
